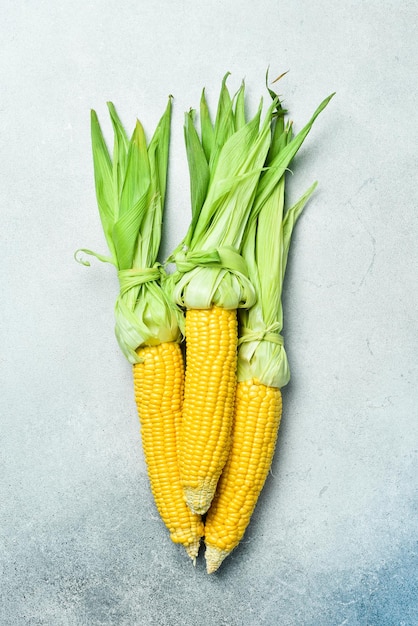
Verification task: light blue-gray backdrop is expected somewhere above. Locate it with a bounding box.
[1,1,417,624]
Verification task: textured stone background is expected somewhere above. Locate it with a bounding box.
[1,1,417,624]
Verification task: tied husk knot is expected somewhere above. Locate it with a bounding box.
[237,323,284,348]
[174,246,247,275]
[118,264,164,296]
[115,278,181,363]
[171,245,255,310]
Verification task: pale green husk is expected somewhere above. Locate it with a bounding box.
[169,75,280,310]
[237,86,335,388]
[76,98,181,363]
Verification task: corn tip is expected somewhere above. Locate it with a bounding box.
[205,544,230,574]
[183,480,218,515]
[184,539,201,564]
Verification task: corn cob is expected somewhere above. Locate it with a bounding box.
[204,83,335,572]
[78,99,203,558]
[179,306,237,514]
[134,342,203,559]
[170,76,279,514]
[205,378,282,572]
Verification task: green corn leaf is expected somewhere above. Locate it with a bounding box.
[112,189,150,270]
[214,73,234,139]
[90,110,117,262]
[200,89,214,162]
[233,81,246,130]
[266,88,287,165]
[107,102,130,205]
[119,119,150,218]
[147,96,172,207]
[252,92,335,220]
[210,73,235,172]
[142,97,172,264]
[281,181,317,279]
[184,109,210,229]
[112,119,151,268]
[188,100,265,248]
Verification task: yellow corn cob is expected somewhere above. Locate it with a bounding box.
[179,306,238,515]
[204,378,282,573]
[133,341,204,560]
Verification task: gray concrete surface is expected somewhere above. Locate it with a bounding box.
[1,1,417,624]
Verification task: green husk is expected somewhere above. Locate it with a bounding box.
[76,98,181,363]
[169,76,279,310]
[237,85,335,388]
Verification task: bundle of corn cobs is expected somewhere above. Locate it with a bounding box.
[77,74,333,573]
